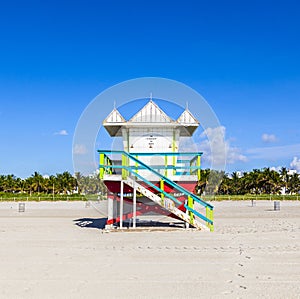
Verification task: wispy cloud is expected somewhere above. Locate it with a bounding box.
[262,133,277,143]
[54,129,68,136]
[290,157,300,172]
[73,144,88,155]
[199,126,247,166]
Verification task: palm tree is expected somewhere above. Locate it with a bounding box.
[240,172,251,194]
[280,167,289,194]
[288,173,300,194]
[218,173,231,195]
[0,175,4,192]
[231,172,241,194]
[13,177,24,193]
[195,169,210,195]
[74,172,83,193]
[28,172,45,193]
[1,175,18,192]
[259,168,276,194]
[56,172,77,194]
[44,175,57,195]
[269,170,282,194]
[245,169,261,194]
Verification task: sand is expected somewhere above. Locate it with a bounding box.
[0,200,299,299]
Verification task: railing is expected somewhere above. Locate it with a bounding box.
[98,150,214,230]
[99,151,202,180]
[99,152,114,177]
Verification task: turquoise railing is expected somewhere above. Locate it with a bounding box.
[126,151,202,180]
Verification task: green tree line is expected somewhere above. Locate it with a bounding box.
[196,167,300,195]
[0,171,106,195]
[1,167,299,197]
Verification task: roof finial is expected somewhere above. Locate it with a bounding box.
[113,100,116,109]
[150,92,153,102]
[186,101,189,110]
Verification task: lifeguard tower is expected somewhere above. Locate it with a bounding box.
[98,99,214,231]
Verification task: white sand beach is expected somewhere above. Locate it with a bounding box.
[0,200,299,299]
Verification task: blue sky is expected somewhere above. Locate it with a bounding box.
[0,0,300,177]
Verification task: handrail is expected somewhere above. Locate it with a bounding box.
[104,151,201,177]
[123,168,182,206]
[121,166,213,225]
[124,152,212,209]
[98,150,213,209]
[185,205,211,223]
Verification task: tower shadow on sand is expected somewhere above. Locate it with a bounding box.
[73,217,185,230]
[74,218,108,229]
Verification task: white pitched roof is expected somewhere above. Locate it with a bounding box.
[103,109,125,136]
[103,108,125,123]
[129,100,173,123]
[176,109,199,136]
[177,109,199,125]
[102,101,200,137]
